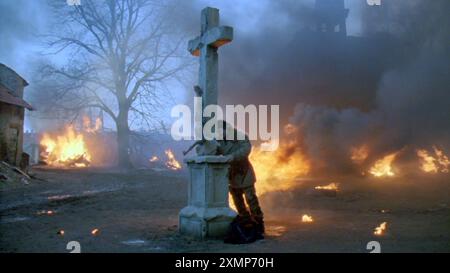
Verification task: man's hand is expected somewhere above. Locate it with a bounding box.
[222,154,234,162]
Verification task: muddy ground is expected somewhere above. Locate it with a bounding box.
[0,167,449,253]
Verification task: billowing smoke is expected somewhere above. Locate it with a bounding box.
[161,0,450,175]
[287,0,450,175]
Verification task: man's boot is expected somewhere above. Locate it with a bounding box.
[254,216,265,234]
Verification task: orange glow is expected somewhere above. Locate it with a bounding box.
[369,152,398,177]
[417,146,450,173]
[302,214,314,223]
[250,125,310,196]
[315,182,339,191]
[82,116,102,133]
[40,126,91,167]
[165,149,182,170]
[351,145,369,164]
[374,222,387,236]
[149,156,159,162]
[91,228,99,236]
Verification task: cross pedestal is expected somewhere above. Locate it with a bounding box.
[179,7,235,239]
[179,156,236,239]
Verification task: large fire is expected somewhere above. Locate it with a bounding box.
[40,126,91,167]
[250,125,310,196]
[369,152,398,177]
[417,146,450,173]
[250,144,310,195]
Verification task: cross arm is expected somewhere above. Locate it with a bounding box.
[188,26,233,56]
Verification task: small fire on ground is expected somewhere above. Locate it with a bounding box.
[149,149,182,171]
[315,183,339,191]
[374,222,387,236]
[302,214,314,223]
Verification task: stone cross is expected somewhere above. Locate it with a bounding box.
[179,7,236,239]
[188,7,233,122]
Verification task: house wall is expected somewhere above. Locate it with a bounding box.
[0,102,25,166]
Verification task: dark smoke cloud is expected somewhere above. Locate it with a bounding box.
[287,0,450,175]
[2,0,449,174]
[172,0,449,175]
[170,0,450,175]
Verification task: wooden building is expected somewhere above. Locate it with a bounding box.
[0,63,33,167]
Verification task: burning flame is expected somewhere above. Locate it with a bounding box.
[351,145,369,164]
[302,214,314,223]
[165,149,182,170]
[40,126,91,167]
[374,222,387,236]
[417,146,450,173]
[250,125,310,196]
[91,228,99,236]
[228,124,309,209]
[315,182,339,191]
[82,116,102,133]
[149,156,159,162]
[369,152,398,177]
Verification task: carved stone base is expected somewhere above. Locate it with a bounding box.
[179,155,236,239]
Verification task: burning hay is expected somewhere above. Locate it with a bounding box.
[40,126,91,168]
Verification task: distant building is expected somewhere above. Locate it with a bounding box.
[315,0,349,36]
[0,63,33,167]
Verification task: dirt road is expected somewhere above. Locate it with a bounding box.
[1,167,449,252]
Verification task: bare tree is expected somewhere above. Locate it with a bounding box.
[42,0,190,168]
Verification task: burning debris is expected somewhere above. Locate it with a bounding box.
[373,222,387,236]
[37,210,55,216]
[302,214,314,223]
[315,183,339,197]
[164,150,182,170]
[369,152,399,177]
[149,156,159,163]
[40,126,91,168]
[57,230,65,236]
[315,183,339,191]
[91,228,100,236]
[149,150,182,171]
[417,147,450,173]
